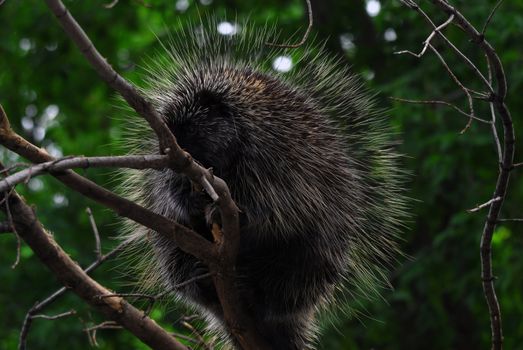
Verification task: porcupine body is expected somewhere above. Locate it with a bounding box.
[120,19,407,349]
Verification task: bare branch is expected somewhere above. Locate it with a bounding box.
[481,0,504,36]
[403,1,493,92]
[394,14,454,58]
[181,319,213,350]
[2,188,188,350]
[43,0,176,153]
[427,44,476,134]
[11,230,21,269]
[266,0,313,48]
[467,196,502,213]
[0,107,216,264]
[400,2,516,348]
[39,0,273,344]
[389,97,490,124]
[84,321,123,347]
[0,154,169,193]
[2,184,21,269]
[0,162,32,175]
[432,4,515,347]
[32,310,76,320]
[485,51,504,164]
[86,207,102,260]
[19,241,128,350]
[497,218,523,222]
[103,0,118,8]
[489,101,503,164]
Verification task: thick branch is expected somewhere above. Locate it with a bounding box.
[43,0,176,152]
[0,106,216,265]
[0,154,169,193]
[40,1,270,347]
[3,190,188,350]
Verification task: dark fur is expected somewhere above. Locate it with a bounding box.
[120,21,407,349]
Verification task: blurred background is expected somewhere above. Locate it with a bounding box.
[1,0,522,349]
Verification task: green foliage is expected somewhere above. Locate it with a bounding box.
[1,0,522,349]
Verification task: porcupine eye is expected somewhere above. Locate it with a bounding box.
[167,89,239,174]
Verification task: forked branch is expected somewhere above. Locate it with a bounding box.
[398,1,514,349]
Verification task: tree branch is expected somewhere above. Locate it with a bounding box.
[266,0,313,48]
[3,188,188,350]
[0,154,169,193]
[481,0,504,36]
[394,14,454,58]
[430,2,514,348]
[0,105,217,265]
[18,241,128,350]
[399,2,516,348]
[41,0,271,347]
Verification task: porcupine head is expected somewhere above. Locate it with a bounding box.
[117,17,408,350]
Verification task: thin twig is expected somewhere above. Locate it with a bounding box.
[4,190,21,269]
[0,164,21,269]
[0,108,216,263]
[18,241,128,350]
[84,321,123,332]
[481,0,505,36]
[0,162,31,175]
[403,0,494,92]
[103,0,118,8]
[389,97,490,124]
[181,320,213,350]
[427,44,476,133]
[497,218,523,222]
[486,56,503,164]
[490,102,503,164]
[86,207,102,260]
[32,310,76,320]
[266,0,313,48]
[468,196,502,213]
[394,14,454,58]
[84,321,123,347]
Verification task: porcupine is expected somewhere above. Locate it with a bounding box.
[119,19,407,349]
